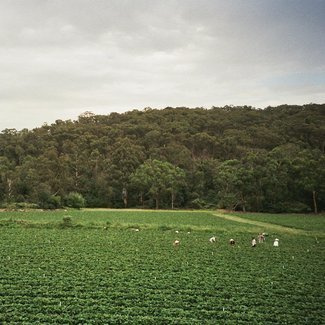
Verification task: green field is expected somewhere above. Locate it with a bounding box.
[0,210,324,324]
[225,211,325,232]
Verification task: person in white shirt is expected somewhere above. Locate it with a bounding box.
[209,236,216,243]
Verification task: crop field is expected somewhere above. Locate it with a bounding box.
[225,211,325,232]
[0,210,324,324]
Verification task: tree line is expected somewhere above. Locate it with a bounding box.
[0,104,324,212]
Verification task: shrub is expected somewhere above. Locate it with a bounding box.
[1,202,39,210]
[38,192,62,209]
[264,201,312,213]
[281,201,312,213]
[190,198,216,209]
[60,216,73,228]
[64,192,85,209]
[190,198,207,209]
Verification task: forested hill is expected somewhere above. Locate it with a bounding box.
[1,104,324,212]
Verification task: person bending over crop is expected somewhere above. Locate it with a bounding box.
[209,236,216,243]
[251,237,257,247]
[173,240,180,247]
[229,239,235,246]
[258,233,265,243]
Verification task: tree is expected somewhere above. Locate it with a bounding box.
[289,150,325,213]
[130,160,185,209]
[214,159,252,211]
[107,138,145,207]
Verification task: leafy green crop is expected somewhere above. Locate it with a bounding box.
[0,210,324,323]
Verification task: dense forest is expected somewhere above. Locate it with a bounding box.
[0,104,324,212]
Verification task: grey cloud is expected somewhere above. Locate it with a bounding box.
[0,0,324,130]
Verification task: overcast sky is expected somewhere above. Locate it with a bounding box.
[1,0,324,131]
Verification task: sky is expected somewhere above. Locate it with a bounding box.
[1,0,324,131]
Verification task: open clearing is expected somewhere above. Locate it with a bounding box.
[0,210,324,323]
[211,211,320,236]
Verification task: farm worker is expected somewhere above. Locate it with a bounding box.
[229,239,235,246]
[258,233,265,243]
[273,238,279,247]
[209,236,216,243]
[173,240,180,247]
[251,237,257,247]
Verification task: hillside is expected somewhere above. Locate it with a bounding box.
[0,104,324,212]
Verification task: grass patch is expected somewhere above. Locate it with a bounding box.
[225,211,325,232]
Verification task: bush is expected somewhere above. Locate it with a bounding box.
[282,201,312,213]
[190,198,208,209]
[1,202,39,210]
[264,201,312,213]
[64,192,85,209]
[217,193,238,210]
[60,216,73,228]
[190,198,216,209]
[38,192,62,210]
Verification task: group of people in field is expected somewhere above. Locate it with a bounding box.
[173,233,280,247]
[251,233,266,247]
[210,233,280,248]
[251,233,279,247]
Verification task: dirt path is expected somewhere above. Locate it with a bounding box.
[211,212,311,235]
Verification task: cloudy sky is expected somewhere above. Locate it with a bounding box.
[1,0,324,130]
